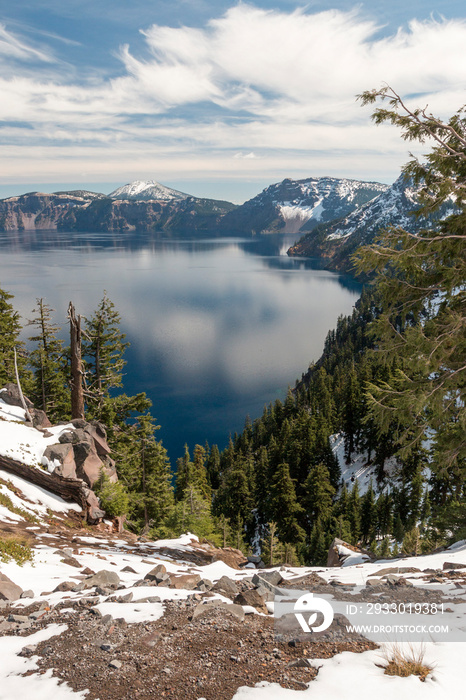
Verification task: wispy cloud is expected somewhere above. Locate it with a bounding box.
[1,5,466,190]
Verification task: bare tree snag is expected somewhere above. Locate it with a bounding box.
[68,302,85,420]
[13,348,33,423]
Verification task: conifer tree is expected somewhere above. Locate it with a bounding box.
[269,461,305,544]
[83,292,129,419]
[303,462,335,529]
[0,287,27,387]
[27,298,69,420]
[356,86,466,476]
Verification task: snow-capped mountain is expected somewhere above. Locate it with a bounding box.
[288,174,457,272]
[220,177,388,234]
[108,180,190,202]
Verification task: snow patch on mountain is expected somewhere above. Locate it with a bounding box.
[108,180,190,202]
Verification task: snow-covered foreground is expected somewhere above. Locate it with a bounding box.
[0,522,465,699]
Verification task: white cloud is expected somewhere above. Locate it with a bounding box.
[1,5,466,190]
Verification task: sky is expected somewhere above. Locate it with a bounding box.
[0,0,465,203]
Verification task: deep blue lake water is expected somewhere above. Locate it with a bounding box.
[0,231,361,464]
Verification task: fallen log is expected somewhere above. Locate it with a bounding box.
[0,453,86,511]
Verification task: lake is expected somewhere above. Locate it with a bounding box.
[0,230,361,464]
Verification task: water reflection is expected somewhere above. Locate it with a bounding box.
[0,231,361,462]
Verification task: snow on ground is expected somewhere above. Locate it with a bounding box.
[0,469,81,516]
[0,624,88,699]
[232,642,466,699]
[0,397,74,471]
[1,528,466,697]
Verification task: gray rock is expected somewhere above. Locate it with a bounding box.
[234,590,269,614]
[443,562,466,571]
[0,573,23,602]
[144,564,167,581]
[254,570,283,586]
[251,573,283,596]
[211,576,238,597]
[20,589,34,599]
[108,659,122,670]
[254,584,274,602]
[84,569,121,590]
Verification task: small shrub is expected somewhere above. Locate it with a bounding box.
[0,536,34,566]
[94,472,129,518]
[380,643,433,682]
[0,491,39,524]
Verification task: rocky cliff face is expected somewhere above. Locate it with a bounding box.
[288,175,457,273]
[220,177,388,235]
[0,191,237,235]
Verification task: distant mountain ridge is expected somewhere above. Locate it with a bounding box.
[288,174,457,273]
[108,180,190,202]
[220,176,388,234]
[0,183,236,235]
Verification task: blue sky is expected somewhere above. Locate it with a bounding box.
[1,1,465,202]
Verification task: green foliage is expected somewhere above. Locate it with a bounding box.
[0,286,29,388]
[0,490,39,523]
[27,298,70,421]
[94,471,130,517]
[83,292,129,419]
[355,86,466,476]
[0,536,34,565]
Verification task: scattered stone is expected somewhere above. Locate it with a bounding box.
[0,573,23,601]
[374,567,421,576]
[8,614,29,623]
[108,659,122,670]
[84,570,121,590]
[443,562,466,571]
[20,589,34,599]
[53,581,76,593]
[255,570,283,587]
[234,590,269,614]
[211,576,238,597]
[144,564,167,581]
[121,565,137,574]
[169,574,201,590]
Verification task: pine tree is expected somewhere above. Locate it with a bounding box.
[360,480,377,545]
[303,462,335,529]
[0,287,27,387]
[356,85,466,476]
[27,298,69,420]
[269,461,305,544]
[83,292,129,419]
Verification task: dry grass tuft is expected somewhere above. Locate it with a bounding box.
[379,643,433,682]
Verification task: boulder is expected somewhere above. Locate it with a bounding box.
[251,573,283,596]
[84,422,112,458]
[74,441,104,487]
[254,570,283,587]
[327,537,373,567]
[443,562,466,571]
[0,573,23,601]
[0,383,33,409]
[234,589,269,614]
[83,487,105,523]
[168,574,201,590]
[144,564,167,582]
[43,443,77,479]
[211,576,239,598]
[31,409,52,429]
[84,570,121,590]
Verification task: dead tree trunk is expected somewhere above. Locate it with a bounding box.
[68,302,85,420]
